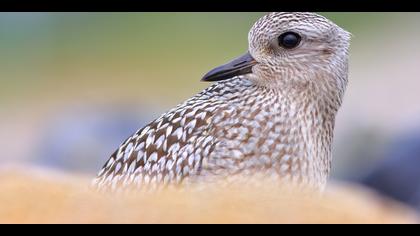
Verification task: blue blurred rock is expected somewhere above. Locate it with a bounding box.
[34,104,160,174]
[359,129,420,211]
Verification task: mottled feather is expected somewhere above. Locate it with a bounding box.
[93,12,351,192]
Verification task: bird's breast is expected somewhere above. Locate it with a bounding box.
[201,88,332,188]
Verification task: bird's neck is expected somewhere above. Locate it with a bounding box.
[270,86,335,188]
[228,78,338,188]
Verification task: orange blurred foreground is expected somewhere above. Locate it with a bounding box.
[0,167,418,224]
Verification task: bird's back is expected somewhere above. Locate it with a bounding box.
[93,78,255,191]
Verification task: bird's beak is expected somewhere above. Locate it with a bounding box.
[201,51,257,82]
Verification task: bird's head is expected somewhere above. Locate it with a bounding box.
[202,12,351,104]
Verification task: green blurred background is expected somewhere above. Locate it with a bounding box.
[2,13,420,206]
[0,13,400,107]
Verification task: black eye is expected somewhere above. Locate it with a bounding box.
[278,32,301,49]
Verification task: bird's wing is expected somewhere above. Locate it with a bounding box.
[93,89,224,191]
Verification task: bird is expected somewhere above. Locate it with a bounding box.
[93,12,351,192]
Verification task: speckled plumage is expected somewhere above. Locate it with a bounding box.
[93,12,351,192]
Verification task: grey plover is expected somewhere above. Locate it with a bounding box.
[93,12,351,191]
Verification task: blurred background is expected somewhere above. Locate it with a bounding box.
[1,13,420,211]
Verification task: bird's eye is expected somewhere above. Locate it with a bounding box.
[278,32,301,49]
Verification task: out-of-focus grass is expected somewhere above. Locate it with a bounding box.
[0,12,402,107]
[0,168,418,223]
[0,13,260,106]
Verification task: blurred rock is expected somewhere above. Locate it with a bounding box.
[359,128,420,211]
[33,104,159,173]
[0,167,418,223]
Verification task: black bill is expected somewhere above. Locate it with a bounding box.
[201,52,257,82]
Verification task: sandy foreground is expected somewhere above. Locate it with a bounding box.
[0,166,418,224]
